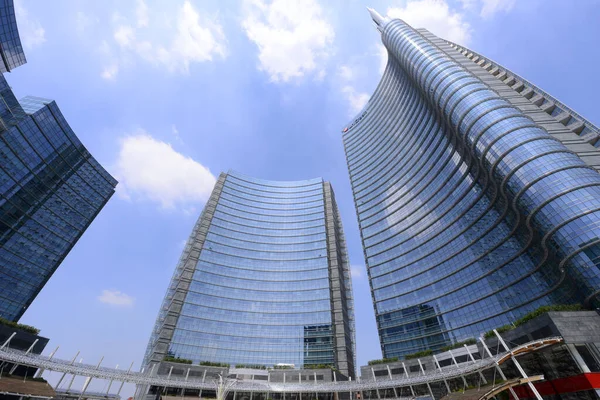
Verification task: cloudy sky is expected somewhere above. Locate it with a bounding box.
[8,0,600,393]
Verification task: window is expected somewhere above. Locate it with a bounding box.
[551,106,563,117]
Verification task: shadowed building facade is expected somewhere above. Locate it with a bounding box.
[342,10,600,359]
[143,171,355,378]
[0,76,117,321]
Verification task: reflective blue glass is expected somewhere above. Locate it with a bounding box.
[0,0,26,73]
[143,171,356,377]
[343,18,600,359]
[0,80,117,321]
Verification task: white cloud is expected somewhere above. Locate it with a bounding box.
[136,0,149,27]
[241,0,334,82]
[350,265,365,279]
[114,132,216,209]
[114,25,135,47]
[338,65,370,116]
[101,63,119,80]
[14,0,46,49]
[98,290,134,307]
[387,0,471,45]
[101,1,226,79]
[342,85,369,116]
[338,65,354,81]
[479,0,516,18]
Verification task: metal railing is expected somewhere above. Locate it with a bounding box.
[0,337,562,393]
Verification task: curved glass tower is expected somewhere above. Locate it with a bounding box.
[343,10,600,359]
[143,171,355,377]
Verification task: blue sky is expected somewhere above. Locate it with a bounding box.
[7,0,600,393]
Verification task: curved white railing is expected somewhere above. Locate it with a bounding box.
[0,337,561,393]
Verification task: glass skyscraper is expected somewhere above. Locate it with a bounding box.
[343,10,600,359]
[0,0,26,72]
[0,75,117,321]
[143,171,355,377]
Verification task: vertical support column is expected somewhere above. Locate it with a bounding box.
[106,364,119,395]
[433,355,451,394]
[493,330,543,400]
[447,350,468,389]
[479,338,518,400]
[567,344,592,373]
[78,356,104,400]
[0,333,16,349]
[55,351,80,389]
[66,358,84,392]
[34,346,59,379]
[9,339,39,375]
[117,361,135,396]
[464,344,487,384]
[402,362,415,397]
[418,359,435,400]
[371,368,381,400]
[386,365,398,398]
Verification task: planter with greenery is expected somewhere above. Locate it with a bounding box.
[235,364,267,370]
[0,317,40,335]
[303,364,336,370]
[367,357,399,366]
[199,361,230,368]
[405,349,433,360]
[483,304,582,338]
[440,338,477,352]
[164,356,193,364]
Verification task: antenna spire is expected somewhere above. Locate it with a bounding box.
[367,7,387,31]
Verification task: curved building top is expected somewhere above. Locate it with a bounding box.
[226,170,324,187]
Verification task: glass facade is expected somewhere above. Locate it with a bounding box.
[0,76,117,321]
[344,13,600,359]
[143,171,355,377]
[0,0,26,72]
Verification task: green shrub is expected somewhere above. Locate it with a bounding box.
[164,356,193,364]
[367,357,399,366]
[405,349,433,360]
[273,365,293,369]
[0,317,40,335]
[440,338,477,352]
[483,304,582,338]
[514,304,581,326]
[303,364,335,370]
[199,361,230,368]
[235,364,267,370]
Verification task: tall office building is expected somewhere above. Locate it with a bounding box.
[143,171,355,378]
[0,0,26,72]
[343,10,600,359]
[0,75,117,321]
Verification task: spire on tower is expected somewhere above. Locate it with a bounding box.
[367,7,387,31]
